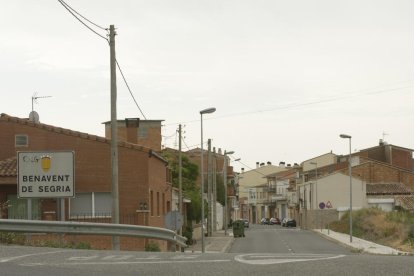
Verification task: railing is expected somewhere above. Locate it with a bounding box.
[0,219,187,248]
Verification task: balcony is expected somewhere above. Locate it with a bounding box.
[271,194,287,202]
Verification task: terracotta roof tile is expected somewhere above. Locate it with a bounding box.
[0,113,167,164]
[366,183,413,195]
[0,157,17,177]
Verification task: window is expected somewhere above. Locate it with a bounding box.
[7,194,40,219]
[162,193,165,215]
[15,134,28,147]
[157,192,160,216]
[70,192,112,217]
[150,190,154,216]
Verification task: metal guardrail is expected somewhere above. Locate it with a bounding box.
[0,219,187,248]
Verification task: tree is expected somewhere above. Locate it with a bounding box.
[161,150,201,222]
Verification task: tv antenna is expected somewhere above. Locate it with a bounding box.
[30,93,52,123]
[382,131,389,142]
[31,92,52,112]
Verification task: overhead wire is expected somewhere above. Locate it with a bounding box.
[163,83,413,127]
[57,0,108,41]
[115,60,147,119]
[58,0,107,30]
[57,0,148,120]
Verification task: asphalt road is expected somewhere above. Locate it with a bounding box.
[1,225,413,275]
[229,224,351,254]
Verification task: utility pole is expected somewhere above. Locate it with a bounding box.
[207,139,212,237]
[212,148,217,231]
[178,124,183,236]
[109,25,120,250]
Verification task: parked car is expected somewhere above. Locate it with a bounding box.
[260,218,270,225]
[285,219,296,227]
[282,218,296,227]
[269,217,281,225]
[242,219,249,228]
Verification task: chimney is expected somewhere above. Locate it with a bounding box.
[256,162,260,168]
[241,168,245,173]
[379,139,384,146]
[260,162,265,167]
[267,161,272,165]
[279,161,285,168]
[218,148,222,155]
[287,164,291,167]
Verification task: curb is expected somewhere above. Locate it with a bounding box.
[314,229,412,256]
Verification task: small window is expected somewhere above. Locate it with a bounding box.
[15,135,28,147]
[70,192,112,218]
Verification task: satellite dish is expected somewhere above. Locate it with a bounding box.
[29,111,40,123]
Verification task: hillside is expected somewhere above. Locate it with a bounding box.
[330,208,414,253]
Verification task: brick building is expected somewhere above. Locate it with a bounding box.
[0,113,171,251]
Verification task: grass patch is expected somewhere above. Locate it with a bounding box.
[0,232,91,250]
[330,208,414,253]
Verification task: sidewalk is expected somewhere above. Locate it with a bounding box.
[315,229,411,255]
[184,229,234,253]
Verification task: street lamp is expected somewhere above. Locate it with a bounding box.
[223,150,235,236]
[200,107,216,253]
[340,133,353,243]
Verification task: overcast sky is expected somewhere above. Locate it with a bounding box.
[1,0,414,171]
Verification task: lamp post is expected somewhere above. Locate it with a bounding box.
[223,150,235,236]
[200,107,216,253]
[340,134,353,243]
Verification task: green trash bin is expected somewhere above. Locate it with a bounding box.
[232,220,245,237]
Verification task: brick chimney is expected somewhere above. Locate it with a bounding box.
[103,118,163,151]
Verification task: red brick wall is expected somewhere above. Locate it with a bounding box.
[0,117,170,251]
[351,162,414,190]
[391,147,412,170]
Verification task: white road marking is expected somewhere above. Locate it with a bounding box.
[235,253,346,265]
[62,259,231,265]
[0,250,67,263]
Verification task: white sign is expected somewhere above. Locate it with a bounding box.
[18,151,75,198]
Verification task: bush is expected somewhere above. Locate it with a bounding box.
[183,225,193,245]
[0,232,25,245]
[145,241,161,252]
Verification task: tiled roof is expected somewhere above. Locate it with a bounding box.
[0,156,17,177]
[366,183,413,195]
[395,196,414,211]
[0,113,167,164]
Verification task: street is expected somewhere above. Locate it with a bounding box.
[229,224,350,254]
[1,225,413,275]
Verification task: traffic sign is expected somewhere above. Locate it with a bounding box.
[164,211,183,231]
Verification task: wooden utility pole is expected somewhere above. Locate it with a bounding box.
[178,124,183,236]
[207,139,212,237]
[212,147,217,231]
[109,25,120,250]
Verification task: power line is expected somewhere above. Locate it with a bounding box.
[57,0,108,41]
[236,159,268,176]
[58,0,107,30]
[57,0,148,120]
[163,83,413,127]
[115,60,147,119]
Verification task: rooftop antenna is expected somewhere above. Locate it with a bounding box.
[382,131,389,142]
[30,93,52,123]
[31,92,52,112]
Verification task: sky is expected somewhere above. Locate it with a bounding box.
[1,0,414,172]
